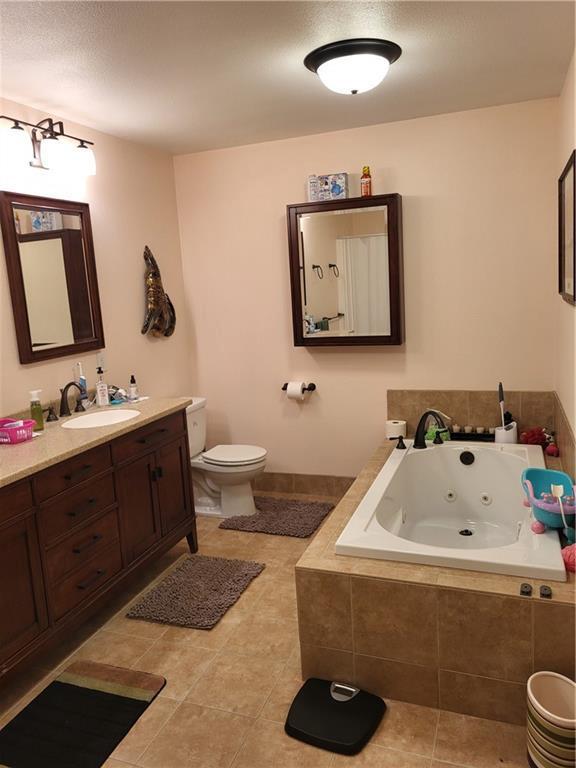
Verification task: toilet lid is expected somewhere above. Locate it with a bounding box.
[201,444,267,467]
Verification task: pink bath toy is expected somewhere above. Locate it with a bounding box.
[531,520,546,534]
[561,544,576,573]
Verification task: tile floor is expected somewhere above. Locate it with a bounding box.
[0,493,529,768]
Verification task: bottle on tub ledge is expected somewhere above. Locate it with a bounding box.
[360,165,372,197]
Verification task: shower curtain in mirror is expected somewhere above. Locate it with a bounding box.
[336,234,390,335]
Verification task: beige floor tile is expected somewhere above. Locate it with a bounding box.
[139,702,252,768]
[105,614,169,640]
[231,718,333,768]
[434,711,526,768]
[371,699,439,757]
[161,614,243,650]
[260,668,303,723]
[112,697,179,763]
[135,641,216,700]
[224,614,298,660]
[332,743,430,767]
[255,577,298,621]
[70,630,155,668]
[430,762,468,768]
[103,759,138,767]
[186,650,285,717]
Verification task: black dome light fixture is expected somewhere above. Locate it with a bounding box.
[304,38,402,95]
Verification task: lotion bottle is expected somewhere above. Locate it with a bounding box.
[128,374,139,402]
[96,367,109,407]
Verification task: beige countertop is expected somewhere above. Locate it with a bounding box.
[297,441,576,605]
[0,397,192,489]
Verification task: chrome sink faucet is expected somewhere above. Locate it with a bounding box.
[59,381,86,417]
[413,410,449,449]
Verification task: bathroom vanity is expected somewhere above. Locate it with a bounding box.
[0,398,196,678]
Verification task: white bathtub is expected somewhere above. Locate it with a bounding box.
[335,441,566,581]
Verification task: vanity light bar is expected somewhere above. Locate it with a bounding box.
[0,115,95,174]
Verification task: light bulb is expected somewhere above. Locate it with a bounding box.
[0,123,33,165]
[40,134,70,170]
[317,53,390,95]
[75,143,96,176]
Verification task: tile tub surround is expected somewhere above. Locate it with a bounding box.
[295,442,575,726]
[0,397,192,489]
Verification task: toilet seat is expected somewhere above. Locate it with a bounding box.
[201,444,267,467]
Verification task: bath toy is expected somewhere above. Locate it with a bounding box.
[521,467,576,543]
[562,544,576,572]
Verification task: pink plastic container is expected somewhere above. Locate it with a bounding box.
[0,418,36,445]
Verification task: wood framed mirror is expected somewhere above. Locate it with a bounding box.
[0,191,105,363]
[287,193,403,346]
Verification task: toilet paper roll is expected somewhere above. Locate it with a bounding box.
[385,420,407,439]
[286,381,306,401]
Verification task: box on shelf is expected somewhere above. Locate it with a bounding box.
[308,173,348,202]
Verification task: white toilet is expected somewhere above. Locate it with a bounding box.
[186,397,267,518]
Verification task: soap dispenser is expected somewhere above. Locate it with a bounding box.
[96,367,109,407]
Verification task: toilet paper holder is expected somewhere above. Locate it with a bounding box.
[282,382,317,392]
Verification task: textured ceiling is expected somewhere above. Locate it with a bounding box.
[0,1,573,154]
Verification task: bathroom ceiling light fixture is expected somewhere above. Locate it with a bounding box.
[0,115,96,175]
[304,38,402,95]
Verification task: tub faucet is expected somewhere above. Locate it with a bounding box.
[59,381,85,417]
[413,410,448,449]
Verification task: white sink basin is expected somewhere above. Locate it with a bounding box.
[62,409,140,429]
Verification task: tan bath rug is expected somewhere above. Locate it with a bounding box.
[126,554,264,629]
[219,495,334,538]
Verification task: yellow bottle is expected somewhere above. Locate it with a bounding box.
[30,389,44,431]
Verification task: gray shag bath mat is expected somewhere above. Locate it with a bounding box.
[126,554,264,629]
[219,495,334,538]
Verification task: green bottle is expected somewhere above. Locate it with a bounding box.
[30,390,44,431]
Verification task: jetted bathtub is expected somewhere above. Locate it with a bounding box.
[335,441,566,581]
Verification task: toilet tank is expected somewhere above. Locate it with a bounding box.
[186,397,207,457]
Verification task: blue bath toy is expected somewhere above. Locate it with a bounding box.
[521,468,576,544]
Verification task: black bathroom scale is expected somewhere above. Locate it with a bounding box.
[285,678,386,755]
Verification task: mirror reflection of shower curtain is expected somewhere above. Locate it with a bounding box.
[336,234,390,335]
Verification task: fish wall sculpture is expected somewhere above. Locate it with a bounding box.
[141,245,176,337]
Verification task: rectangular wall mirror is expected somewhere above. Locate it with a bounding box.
[287,194,403,346]
[0,191,105,363]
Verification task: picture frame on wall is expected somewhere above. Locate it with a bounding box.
[559,149,575,306]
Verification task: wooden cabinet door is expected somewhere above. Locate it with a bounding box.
[116,453,161,563]
[0,515,48,666]
[156,438,193,535]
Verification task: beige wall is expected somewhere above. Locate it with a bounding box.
[0,97,192,415]
[174,99,559,476]
[556,53,576,435]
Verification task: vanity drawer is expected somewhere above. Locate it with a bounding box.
[39,474,116,546]
[112,412,184,464]
[51,542,122,621]
[0,481,34,526]
[45,509,120,585]
[34,445,112,503]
